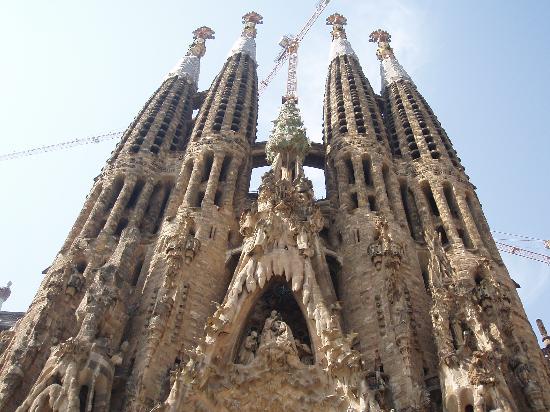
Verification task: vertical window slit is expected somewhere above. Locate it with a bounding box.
[202,153,214,183]
[362,157,373,186]
[422,183,440,217]
[126,179,145,209]
[345,157,355,184]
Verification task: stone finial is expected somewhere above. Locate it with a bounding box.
[369,29,393,61]
[326,13,356,62]
[168,26,215,83]
[241,12,263,38]
[326,13,348,40]
[187,26,215,59]
[228,12,263,61]
[369,29,413,90]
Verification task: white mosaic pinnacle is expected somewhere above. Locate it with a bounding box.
[328,37,357,62]
[228,35,257,61]
[380,54,414,91]
[168,54,201,84]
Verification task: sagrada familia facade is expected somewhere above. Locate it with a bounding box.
[0,10,549,412]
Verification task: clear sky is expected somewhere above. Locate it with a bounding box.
[0,1,549,344]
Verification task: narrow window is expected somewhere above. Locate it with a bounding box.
[132,256,144,286]
[422,183,440,217]
[76,260,87,274]
[114,217,128,236]
[195,191,205,208]
[362,157,373,186]
[326,255,341,301]
[350,192,359,210]
[421,270,430,293]
[437,226,449,246]
[399,181,423,242]
[382,165,396,216]
[153,183,173,234]
[126,179,145,209]
[368,195,378,211]
[104,177,124,213]
[345,157,355,184]
[457,228,473,249]
[79,386,90,412]
[214,190,223,207]
[202,153,214,183]
[443,183,459,218]
[219,155,232,182]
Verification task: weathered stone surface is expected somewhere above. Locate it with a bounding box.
[0,11,548,412]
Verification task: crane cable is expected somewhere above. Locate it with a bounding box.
[0,131,123,162]
[491,230,550,250]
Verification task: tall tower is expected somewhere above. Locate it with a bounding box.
[0,8,549,412]
[0,26,215,411]
[323,13,439,410]
[369,28,550,411]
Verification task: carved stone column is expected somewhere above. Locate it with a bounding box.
[103,176,138,235]
[335,160,351,211]
[182,153,205,207]
[455,191,484,250]
[202,153,224,205]
[81,182,117,237]
[371,158,392,215]
[128,180,155,228]
[222,156,242,209]
[431,184,461,246]
[351,154,368,208]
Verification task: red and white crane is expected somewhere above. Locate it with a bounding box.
[492,230,550,266]
[259,0,332,101]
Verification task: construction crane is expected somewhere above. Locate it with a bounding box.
[492,230,550,266]
[0,131,122,161]
[258,0,332,100]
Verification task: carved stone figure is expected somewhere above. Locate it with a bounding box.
[238,331,258,365]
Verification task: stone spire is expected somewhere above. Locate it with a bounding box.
[326,13,356,62]
[228,11,263,61]
[168,26,215,84]
[369,29,413,92]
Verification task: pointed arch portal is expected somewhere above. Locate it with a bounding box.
[234,279,314,365]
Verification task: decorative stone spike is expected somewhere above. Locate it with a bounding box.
[326,13,357,62]
[228,11,263,61]
[168,26,215,83]
[369,28,413,90]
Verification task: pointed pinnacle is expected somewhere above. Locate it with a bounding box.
[192,26,215,40]
[242,11,263,25]
[326,13,347,26]
[369,29,391,44]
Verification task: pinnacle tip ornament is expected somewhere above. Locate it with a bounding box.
[326,13,347,26]
[369,29,391,44]
[326,13,348,41]
[369,29,395,61]
[185,27,215,59]
[242,11,263,25]
[192,26,215,41]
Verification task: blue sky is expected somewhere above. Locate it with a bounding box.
[0,1,549,345]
